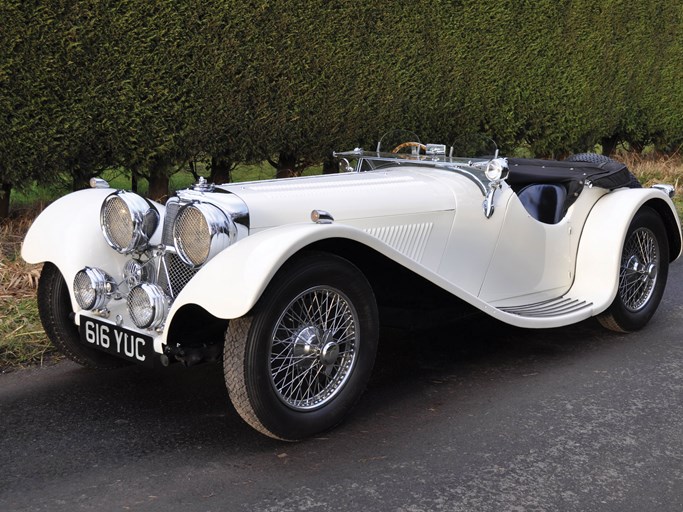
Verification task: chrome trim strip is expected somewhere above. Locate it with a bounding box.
[499,297,593,318]
[651,184,675,198]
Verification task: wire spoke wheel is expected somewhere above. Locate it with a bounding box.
[598,207,669,333]
[270,286,358,410]
[224,253,378,440]
[619,227,659,312]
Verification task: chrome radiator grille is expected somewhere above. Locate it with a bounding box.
[162,200,181,246]
[158,253,197,298]
[158,200,197,298]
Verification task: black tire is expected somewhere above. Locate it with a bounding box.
[565,153,641,188]
[38,262,129,369]
[224,252,379,440]
[597,207,669,333]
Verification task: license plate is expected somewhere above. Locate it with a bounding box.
[79,317,155,367]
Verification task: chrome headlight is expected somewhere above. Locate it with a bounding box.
[173,202,236,268]
[101,191,159,254]
[127,283,169,329]
[484,158,509,181]
[73,267,117,311]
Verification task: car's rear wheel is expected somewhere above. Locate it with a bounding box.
[598,207,669,332]
[223,252,379,440]
[38,262,129,368]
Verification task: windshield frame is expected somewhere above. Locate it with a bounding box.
[333,148,494,196]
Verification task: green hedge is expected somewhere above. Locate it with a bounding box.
[1,0,682,211]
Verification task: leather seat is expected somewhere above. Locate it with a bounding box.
[517,184,567,224]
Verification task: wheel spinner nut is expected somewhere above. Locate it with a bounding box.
[321,342,340,365]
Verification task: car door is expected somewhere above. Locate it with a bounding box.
[477,189,573,304]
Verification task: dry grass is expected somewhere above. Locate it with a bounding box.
[621,151,683,215]
[0,207,55,371]
[0,215,41,290]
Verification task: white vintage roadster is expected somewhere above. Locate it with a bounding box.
[22,131,682,440]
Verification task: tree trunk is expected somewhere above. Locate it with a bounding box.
[147,161,170,203]
[0,183,11,219]
[275,151,297,178]
[322,153,339,174]
[601,134,620,156]
[131,169,139,193]
[210,156,233,184]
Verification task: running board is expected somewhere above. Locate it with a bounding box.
[497,297,593,318]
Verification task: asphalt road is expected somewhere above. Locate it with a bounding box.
[2,264,682,512]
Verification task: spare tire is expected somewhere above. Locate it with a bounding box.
[565,153,641,188]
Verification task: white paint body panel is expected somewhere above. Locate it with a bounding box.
[221,170,456,230]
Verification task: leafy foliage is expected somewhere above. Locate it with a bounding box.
[1,0,682,211]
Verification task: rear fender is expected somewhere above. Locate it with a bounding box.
[571,188,681,313]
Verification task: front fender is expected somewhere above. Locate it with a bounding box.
[22,188,116,267]
[167,223,397,323]
[22,189,128,312]
[21,188,164,310]
[570,187,681,314]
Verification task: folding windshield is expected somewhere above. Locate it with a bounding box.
[334,130,506,196]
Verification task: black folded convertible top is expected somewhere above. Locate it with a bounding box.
[506,157,633,190]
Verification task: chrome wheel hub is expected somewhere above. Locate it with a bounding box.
[292,326,321,368]
[269,286,358,411]
[321,341,340,366]
[291,326,341,370]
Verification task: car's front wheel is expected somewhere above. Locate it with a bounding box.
[38,262,129,369]
[598,207,669,332]
[223,252,379,440]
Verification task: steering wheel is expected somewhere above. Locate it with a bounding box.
[391,141,428,154]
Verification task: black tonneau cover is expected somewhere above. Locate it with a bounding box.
[507,157,632,190]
